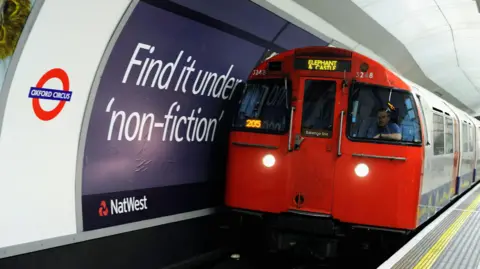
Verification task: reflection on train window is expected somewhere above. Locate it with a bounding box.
[445,117,454,154]
[233,79,290,133]
[348,83,422,144]
[478,127,480,152]
[469,125,474,152]
[462,123,468,152]
[416,95,429,143]
[301,80,336,138]
[433,114,445,155]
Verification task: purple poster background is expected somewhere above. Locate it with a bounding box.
[81,2,265,230]
[83,2,263,196]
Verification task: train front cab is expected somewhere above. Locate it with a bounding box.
[225,48,425,248]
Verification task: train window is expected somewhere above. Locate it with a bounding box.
[301,80,336,138]
[478,127,480,151]
[445,117,454,154]
[462,123,468,152]
[433,114,445,155]
[347,83,421,144]
[469,125,474,152]
[416,94,429,144]
[232,79,290,134]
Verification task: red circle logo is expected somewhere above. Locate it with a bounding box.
[31,68,70,121]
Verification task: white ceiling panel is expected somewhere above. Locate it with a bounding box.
[407,33,455,67]
[387,19,449,46]
[258,0,360,48]
[471,78,480,86]
[453,29,480,70]
[354,44,398,72]
[253,0,477,114]
[351,0,480,114]
[433,75,477,104]
[437,0,480,27]
[360,0,443,30]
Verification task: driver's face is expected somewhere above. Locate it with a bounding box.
[377,111,389,127]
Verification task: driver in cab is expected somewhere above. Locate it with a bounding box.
[367,108,402,141]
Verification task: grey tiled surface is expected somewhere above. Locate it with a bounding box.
[392,188,480,269]
[431,212,480,269]
[458,189,480,210]
[391,211,461,269]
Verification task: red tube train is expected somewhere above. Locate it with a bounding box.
[224,46,480,253]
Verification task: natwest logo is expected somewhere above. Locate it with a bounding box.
[98,195,148,217]
[98,200,109,216]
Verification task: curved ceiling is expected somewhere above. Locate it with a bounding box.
[251,0,478,114]
[352,0,480,114]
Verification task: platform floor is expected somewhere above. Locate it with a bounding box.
[379,182,480,269]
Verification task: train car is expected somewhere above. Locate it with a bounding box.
[224,46,480,254]
[407,84,478,225]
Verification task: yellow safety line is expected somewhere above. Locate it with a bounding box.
[413,194,480,269]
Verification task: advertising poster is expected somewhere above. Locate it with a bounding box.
[0,0,36,92]
[81,1,264,231]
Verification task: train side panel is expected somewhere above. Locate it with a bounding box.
[409,88,433,226]
[475,123,480,182]
[451,109,476,193]
[467,115,477,185]
[413,86,456,226]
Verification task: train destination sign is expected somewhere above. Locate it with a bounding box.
[294,58,351,72]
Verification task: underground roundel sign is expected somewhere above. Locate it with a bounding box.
[28,68,72,121]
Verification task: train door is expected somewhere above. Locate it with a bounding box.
[468,119,476,183]
[452,116,461,194]
[442,101,461,196]
[289,77,341,214]
[458,120,473,193]
[476,126,480,182]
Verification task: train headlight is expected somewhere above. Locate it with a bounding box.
[262,154,275,168]
[354,163,369,177]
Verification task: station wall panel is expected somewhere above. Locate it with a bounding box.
[0,0,131,249]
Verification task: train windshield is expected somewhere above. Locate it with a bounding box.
[232,78,290,134]
[348,83,422,144]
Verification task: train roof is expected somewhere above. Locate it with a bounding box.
[251,46,411,90]
[250,46,480,124]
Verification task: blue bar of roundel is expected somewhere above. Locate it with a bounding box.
[28,87,72,101]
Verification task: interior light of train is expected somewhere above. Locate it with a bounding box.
[262,154,275,168]
[387,102,396,111]
[354,163,369,177]
[245,119,262,128]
